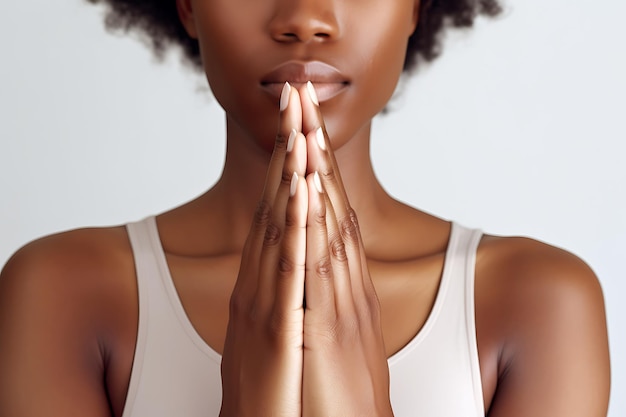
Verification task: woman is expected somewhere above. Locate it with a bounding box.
[0,0,611,416]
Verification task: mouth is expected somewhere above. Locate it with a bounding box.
[260,61,349,103]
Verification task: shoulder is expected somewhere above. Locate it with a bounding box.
[0,225,136,334]
[0,226,138,415]
[475,235,605,316]
[474,235,610,415]
[2,225,133,286]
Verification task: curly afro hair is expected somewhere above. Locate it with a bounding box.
[86,0,502,73]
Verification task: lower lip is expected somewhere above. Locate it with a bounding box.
[261,82,348,104]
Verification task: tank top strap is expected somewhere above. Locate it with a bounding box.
[124,217,156,417]
[450,222,484,415]
[124,216,223,417]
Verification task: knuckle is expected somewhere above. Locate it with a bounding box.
[315,256,333,279]
[329,235,347,262]
[278,255,294,274]
[348,207,360,232]
[312,208,326,226]
[348,207,359,227]
[253,200,272,228]
[281,169,292,188]
[284,210,298,229]
[339,216,359,245]
[274,132,289,150]
[263,222,281,247]
[320,166,337,183]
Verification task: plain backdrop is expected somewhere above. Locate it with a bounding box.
[1,0,624,415]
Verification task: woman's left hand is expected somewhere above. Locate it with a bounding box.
[298,83,394,417]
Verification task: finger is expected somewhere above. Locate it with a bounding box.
[238,84,302,300]
[299,82,350,221]
[271,130,307,229]
[256,87,306,306]
[320,183,359,317]
[303,128,367,305]
[271,173,308,317]
[348,209,373,309]
[300,82,370,302]
[262,83,303,205]
[351,210,375,297]
[256,131,307,308]
[305,172,336,318]
[234,198,272,294]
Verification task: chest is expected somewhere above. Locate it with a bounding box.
[106,253,499,417]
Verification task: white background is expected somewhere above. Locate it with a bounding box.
[1,0,624,415]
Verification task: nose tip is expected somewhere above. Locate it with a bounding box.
[268,5,340,43]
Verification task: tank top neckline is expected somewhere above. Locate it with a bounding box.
[143,216,461,366]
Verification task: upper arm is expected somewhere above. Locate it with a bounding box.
[485,240,610,417]
[0,238,113,417]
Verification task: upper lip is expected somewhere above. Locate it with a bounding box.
[261,61,349,85]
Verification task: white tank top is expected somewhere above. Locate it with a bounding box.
[123,217,484,417]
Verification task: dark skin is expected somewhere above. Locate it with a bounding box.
[0,0,610,416]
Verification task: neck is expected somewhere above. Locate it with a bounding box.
[210,115,394,251]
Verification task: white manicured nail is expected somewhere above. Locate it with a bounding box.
[287,129,296,152]
[313,171,323,194]
[280,82,291,111]
[307,81,319,106]
[316,127,326,150]
[290,172,298,197]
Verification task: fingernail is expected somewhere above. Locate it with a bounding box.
[287,129,296,152]
[307,81,319,106]
[313,171,323,194]
[280,82,291,111]
[315,127,326,151]
[290,172,298,197]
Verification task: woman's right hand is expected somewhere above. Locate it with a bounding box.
[219,83,308,417]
